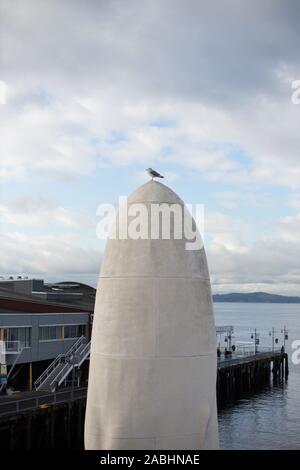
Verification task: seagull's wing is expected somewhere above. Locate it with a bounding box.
[151,170,161,177]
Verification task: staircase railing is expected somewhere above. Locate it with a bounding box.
[65,335,86,357]
[34,336,88,391]
[34,353,63,390]
[77,341,91,366]
[49,362,71,391]
[49,340,91,390]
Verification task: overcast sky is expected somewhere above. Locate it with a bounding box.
[1,0,300,294]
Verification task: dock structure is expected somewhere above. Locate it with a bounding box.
[0,387,87,449]
[217,351,289,406]
[0,351,289,449]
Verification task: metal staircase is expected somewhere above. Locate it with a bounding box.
[34,336,90,392]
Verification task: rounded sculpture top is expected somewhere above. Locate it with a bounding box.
[128,180,184,205]
[100,180,209,280]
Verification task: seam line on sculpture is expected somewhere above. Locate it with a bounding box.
[86,432,203,440]
[91,353,215,358]
[154,277,158,359]
[126,200,184,204]
[98,275,210,280]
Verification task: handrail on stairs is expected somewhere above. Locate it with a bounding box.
[49,340,91,390]
[76,341,91,365]
[65,335,86,357]
[34,336,87,390]
[34,354,63,390]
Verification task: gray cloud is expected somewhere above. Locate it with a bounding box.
[1,0,300,185]
[0,231,101,275]
[1,0,299,293]
[2,0,300,104]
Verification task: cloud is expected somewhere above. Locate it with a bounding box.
[206,213,300,295]
[0,196,100,277]
[1,0,299,293]
[279,213,300,243]
[1,0,300,186]
[0,195,95,230]
[0,231,101,275]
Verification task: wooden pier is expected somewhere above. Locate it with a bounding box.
[0,387,87,449]
[217,351,289,406]
[0,351,289,449]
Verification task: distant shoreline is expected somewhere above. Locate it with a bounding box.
[213,292,300,304]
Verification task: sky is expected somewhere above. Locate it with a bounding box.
[0,0,300,295]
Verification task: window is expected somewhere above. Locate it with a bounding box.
[39,326,62,341]
[4,327,31,347]
[64,324,86,339]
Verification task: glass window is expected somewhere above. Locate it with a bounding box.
[4,328,18,342]
[4,327,31,347]
[18,327,31,347]
[64,325,76,339]
[64,324,86,339]
[39,326,62,341]
[78,325,86,337]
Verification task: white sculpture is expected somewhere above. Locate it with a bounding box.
[85,180,219,450]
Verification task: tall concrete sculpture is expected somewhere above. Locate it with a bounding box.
[85,181,219,450]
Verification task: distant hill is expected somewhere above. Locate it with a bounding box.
[213,292,300,304]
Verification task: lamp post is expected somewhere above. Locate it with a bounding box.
[269,327,280,351]
[251,329,259,354]
[281,325,288,351]
[269,327,275,352]
[255,329,260,354]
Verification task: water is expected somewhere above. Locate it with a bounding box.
[214,302,300,450]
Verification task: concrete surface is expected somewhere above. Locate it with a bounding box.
[85,180,219,450]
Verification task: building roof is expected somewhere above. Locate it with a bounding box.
[0,288,92,314]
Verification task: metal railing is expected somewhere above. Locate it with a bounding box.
[257,346,282,353]
[217,349,284,367]
[34,353,63,390]
[48,340,91,391]
[0,387,87,418]
[4,341,22,354]
[49,363,70,391]
[76,341,91,367]
[34,336,88,391]
[217,346,283,363]
[64,335,86,357]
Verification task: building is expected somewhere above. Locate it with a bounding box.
[0,285,93,393]
[0,277,96,310]
[0,277,44,296]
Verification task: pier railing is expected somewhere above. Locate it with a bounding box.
[218,350,284,369]
[0,386,87,418]
[218,347,282,363]
[0,350,289,419]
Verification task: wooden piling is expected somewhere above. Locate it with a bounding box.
[217,351,289,406]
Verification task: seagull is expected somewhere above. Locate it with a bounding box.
[146,168,164,180]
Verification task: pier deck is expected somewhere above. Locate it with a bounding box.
[218,350,284,368]
[0,386,87,449]
[0,351,289,418]
[217,351,288,406]
[0,386,87,418]
[0,351,289,449]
